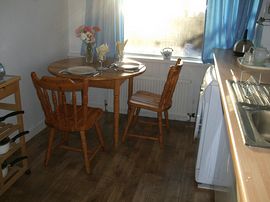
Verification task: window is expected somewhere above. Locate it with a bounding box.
[123,0,206,59]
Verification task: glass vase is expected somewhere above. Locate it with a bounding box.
[85,43,94,64]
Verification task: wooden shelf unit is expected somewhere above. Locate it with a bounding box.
[0,75,29,195]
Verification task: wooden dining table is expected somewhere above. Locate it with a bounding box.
[48,57,146,147]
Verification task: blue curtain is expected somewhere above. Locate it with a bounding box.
[84,0,124,59]
[202,0,262,63]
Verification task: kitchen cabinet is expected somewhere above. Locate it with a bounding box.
[0,75,29,195]
[213,49,270,201]
[195,65,237,201]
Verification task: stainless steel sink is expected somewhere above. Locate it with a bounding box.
[227,80,270,148]
[250,110,270,142]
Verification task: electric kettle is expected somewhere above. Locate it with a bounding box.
[233,29,253,57]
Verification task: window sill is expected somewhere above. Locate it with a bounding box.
[68,51,204,65]
[125,53,203,65]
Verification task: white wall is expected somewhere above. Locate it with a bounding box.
[0,0,69,140]
[68,0,85,56]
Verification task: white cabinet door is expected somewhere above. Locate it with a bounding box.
[195,84,225,186]
[214,119,237,202]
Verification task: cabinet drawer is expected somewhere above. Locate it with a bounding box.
[0,82,19,100]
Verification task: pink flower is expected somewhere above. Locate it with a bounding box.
[75,25,101,44]
[84,26,92,33]
[75,25,84,37]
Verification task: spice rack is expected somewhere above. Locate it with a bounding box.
[0,75,29,195]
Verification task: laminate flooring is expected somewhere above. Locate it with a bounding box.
[1,112,214,202]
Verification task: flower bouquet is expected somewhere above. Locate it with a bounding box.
[75,25,101,63]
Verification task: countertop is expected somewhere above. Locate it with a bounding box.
[213,49,270,202]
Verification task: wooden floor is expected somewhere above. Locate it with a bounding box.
[1,112,214,202]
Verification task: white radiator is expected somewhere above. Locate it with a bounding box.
[106,77,193,121]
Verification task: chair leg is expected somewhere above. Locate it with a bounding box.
[158,112,164,148]
[164,110,169,129]
[80,131,90,174]
[44,127,56,167]
[132,108,141,126]
[122,107,136,143]
[95,122,105,149]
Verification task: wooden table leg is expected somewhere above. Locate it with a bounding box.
[127,77,134,115]
[113,80,120,148]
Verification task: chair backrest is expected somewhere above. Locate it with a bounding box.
[160,58,183,110]
[31,72,89,131]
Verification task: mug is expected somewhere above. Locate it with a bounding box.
[253,47,269,65]
[161,48,173,60]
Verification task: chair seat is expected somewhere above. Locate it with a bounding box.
[129,91,161,111]
[46,105,103,132]
[130,91,172,112]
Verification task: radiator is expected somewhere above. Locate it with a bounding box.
[106,77,193,121]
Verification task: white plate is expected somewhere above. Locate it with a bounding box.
[237,57,270,70]
[66,66,96,75]
[116,62,140,70]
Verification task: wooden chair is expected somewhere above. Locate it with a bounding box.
[31,72,104,174]
[122,58,183,147]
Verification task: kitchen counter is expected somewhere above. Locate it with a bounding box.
[213,49,270,202]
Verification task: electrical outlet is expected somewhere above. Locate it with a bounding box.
[104,99,108,112]
[187,113,196,122]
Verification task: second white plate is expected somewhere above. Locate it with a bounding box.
[66,66,96,75]
[116,62,140,70]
